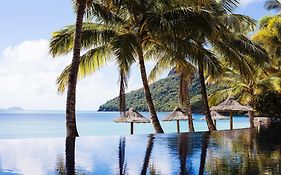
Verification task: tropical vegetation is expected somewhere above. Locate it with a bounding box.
[99,76,224,113]
[50,0,281,135]
[255,91,281,118]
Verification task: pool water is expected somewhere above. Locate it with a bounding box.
[0,111,250,139]
[0,123,280,174]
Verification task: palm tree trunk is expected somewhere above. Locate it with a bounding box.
[248,95,255,128]
[198,60,216,131]
[119,71,126,116]
[65,0,86,137]
[180,74,195,132]
[136,47,164,133]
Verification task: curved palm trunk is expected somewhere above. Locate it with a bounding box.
[65,0,86,137]
[198,60,216,131]
[119,71,126,116]
[180,75,195,132]
[248,94,255,128]
[136,47,164,133]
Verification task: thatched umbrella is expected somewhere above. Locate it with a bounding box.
[200,111,228,126]
[162,107,188,133]
[114,108,150,134]
[210,97,253,130]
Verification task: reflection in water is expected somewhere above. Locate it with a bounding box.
[56,155,65,174]
[199,132,210,175]
[205,124,281,174]
[118,137,127,175]
[65,137,76,175]
[0,124,281,174]
[178,134,188,175]
[56,137,77,175]
[141,135,154,175]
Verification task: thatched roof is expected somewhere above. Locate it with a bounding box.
[162,107,188,121]
[210,97,254,112]
[113,108,150,123]
[200,111,228,120]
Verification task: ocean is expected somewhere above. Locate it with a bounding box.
[0,111,250,139]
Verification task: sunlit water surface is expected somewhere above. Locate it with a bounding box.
[0,111,250,139]
[0,124,280,175]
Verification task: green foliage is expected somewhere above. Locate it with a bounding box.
[98,76,223,112]
[255,91,281,118]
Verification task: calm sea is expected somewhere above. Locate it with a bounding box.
[0,111,250,139]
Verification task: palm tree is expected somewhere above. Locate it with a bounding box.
[145,0,267,131]
[149,53,196,132]
[252,16,281,75]
[208,66,281,107]
[50,1,165,133]
[63,0,87,137]
[183,3,268,131]
[51,0,268,133]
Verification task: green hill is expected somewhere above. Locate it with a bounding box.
[98,76,223,112]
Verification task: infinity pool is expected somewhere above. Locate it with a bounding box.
[0,123,280,174]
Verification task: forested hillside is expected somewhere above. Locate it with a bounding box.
[98,76,224,112]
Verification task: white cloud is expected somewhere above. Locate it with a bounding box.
[0,40,116,110]
[0,39,167,110]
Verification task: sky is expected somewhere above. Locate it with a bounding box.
[0,0,276,110]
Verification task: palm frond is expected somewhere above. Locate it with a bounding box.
[50,22,118,57]
[265,0,281,11]
[56,45,111,93]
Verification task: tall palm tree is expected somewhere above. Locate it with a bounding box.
[51,0,268,133]
[145,0,267,131]
[64,0,87,137]
[50,1,165,133]
[182,3,268,131]
[149,54,196,132]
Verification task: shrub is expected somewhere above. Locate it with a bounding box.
[255,91,281,118]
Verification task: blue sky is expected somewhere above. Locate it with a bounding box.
[0,0,276,110]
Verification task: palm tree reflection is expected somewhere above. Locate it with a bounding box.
[199,132,211,175]
[141,134,155,175]
[178,134,188,175]
[65,136,76,175]
[118,137,127,175]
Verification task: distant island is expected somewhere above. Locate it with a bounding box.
[0,106,24,112]
[98,76,224,112]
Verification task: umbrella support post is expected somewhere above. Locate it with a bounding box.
[230,111,233,130]
[130,122,134,135]
[214,119,216,127]
[249,111,254,128]
[177,120,180,133]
